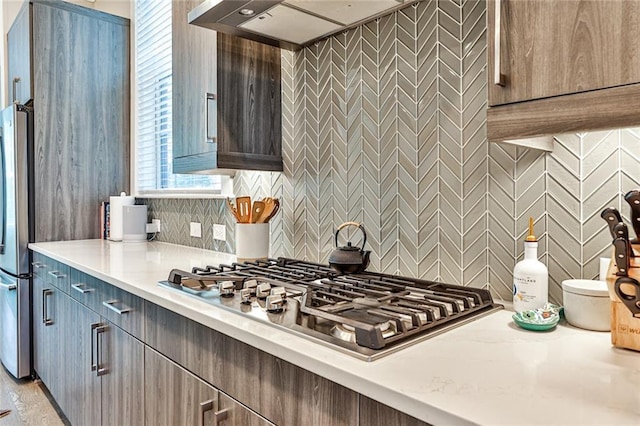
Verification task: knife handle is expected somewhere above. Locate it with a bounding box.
[613,222,636,258]
[601,207,623,240]
[624,190,640,243]
[613,237,630,277]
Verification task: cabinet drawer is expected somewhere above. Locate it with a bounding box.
[31,252,50,278]
[69,268,104,313]
[99,284,144,340]
[37,256,70,293]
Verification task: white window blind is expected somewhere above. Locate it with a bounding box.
[135,0,220,193]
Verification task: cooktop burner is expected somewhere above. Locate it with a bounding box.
[158,258,502,361]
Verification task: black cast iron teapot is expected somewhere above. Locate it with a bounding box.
[328,222,371,274]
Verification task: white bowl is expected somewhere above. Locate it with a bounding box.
[562,279,610,331]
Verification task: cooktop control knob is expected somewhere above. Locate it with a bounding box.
[240,288,252,304]
[256,282,271,299]
[266,294,284,313]
[219,281,235,297]
[243,279,258,295]
[270,286,287,303]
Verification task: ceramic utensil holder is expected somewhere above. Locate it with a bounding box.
[236,223,269,262]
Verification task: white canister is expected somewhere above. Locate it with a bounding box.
[236,223,269,261]
[562,279,611,331]
[109,192,135,241]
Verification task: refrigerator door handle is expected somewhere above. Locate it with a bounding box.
[0,282,16,291]
[0,128,6,255]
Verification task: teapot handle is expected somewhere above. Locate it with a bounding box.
[334,222,367,250]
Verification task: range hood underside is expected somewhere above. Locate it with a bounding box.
[189,0,420,51]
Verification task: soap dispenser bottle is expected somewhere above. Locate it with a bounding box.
[513,217,548,312]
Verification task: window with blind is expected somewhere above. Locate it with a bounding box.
[135,0,220,193]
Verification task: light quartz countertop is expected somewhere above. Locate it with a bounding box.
[30,240,640,426]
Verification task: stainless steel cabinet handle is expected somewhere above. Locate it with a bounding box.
[199,400,215,426]
[0,282,17,291]
[214,408,229,425]
[102,300,132,315]
[72,283,94,294]
[12,77,20,104]
[95,324,108,376]
[494,0,506,86]
[206,93,217,143]
[48,270,66,279]
[31,261,46,269]
[43,289,53,326]
[90,322,100,371]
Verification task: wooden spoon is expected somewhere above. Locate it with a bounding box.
[236,196,252,223]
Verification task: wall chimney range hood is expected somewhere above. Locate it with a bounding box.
[189,0,420,51]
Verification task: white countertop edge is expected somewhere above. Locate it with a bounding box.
[29,241,471,425]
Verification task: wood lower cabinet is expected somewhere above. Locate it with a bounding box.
[32,275,61,400]
[144,302,359,426]
[145,347,272,426]
[101,323,144,426]
[34,261,144,426]
[359,396,430,426]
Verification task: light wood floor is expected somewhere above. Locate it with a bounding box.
[0,365,65,425]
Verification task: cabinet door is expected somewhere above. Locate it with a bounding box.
[218,392,274,426]
[488,0,640,106]
[172,0,217,171]
[100,322,144,426]
[217,34,282,171]
[145,347,218,426]
[60,296,101,426]
[33,1,130,242]
[32,275,53,387]
[7,2,32,104]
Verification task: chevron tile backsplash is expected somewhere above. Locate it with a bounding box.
[139,0,640,304]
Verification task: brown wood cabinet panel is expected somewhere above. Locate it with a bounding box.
[32,1,130,242]
[217,33,283,171]
[101,323,145,426]
[172,0,217,164]
[488,0,640,106]
[7,2,32,104]
[145,347,219,426]
[60,296,101,426]
[487,82,640,141]
[219,392,274,426]
[144,302,358,426]
[359,396,431,426]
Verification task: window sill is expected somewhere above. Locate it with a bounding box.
[135,190,234,200]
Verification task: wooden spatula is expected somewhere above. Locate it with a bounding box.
[261,198,280,223]
[236,196,252,223]
[251,201,265,223]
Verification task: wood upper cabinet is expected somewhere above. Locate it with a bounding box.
[7,2,32,105]
[28,1,130,241]
[172,0,282,173]
[172,0,217,165]
[487,0,640,142]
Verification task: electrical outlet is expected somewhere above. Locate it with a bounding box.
[213,224,226,241]
[146,219,161,233]
[190,222,202,238]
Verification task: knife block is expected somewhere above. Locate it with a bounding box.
[606,247,640,352]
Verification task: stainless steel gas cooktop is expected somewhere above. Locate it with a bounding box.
[158,258,502,361]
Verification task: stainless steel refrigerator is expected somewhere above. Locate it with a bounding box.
[0,104,33,379]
